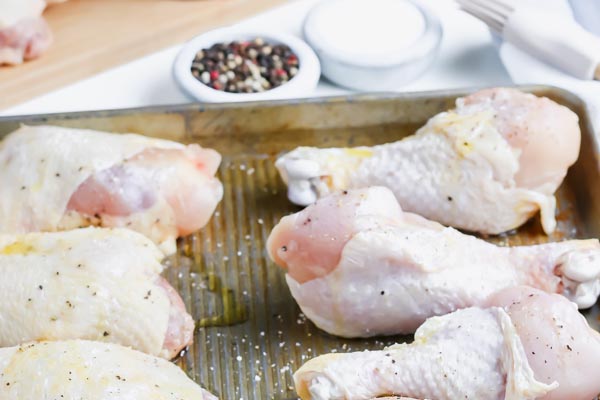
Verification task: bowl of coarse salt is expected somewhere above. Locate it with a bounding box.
[303,0,442,91]
[173,28,321,102]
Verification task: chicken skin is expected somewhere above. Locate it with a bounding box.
[0,0,62,65]
[267,187,600,337]
[0,227,194,359]
[0,340,217,399]
[0,125,223,254]
[295,286,600,400]
[276,88,580,235]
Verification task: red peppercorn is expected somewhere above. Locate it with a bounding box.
[288,55,298,63]
[275,68,286,77]
[210,70,220,81]
[212,82,222,90]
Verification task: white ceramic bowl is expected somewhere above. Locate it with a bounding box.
[303,0,443,91]
[173,28,321,102]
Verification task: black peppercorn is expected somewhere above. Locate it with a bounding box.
[190,37,300,93]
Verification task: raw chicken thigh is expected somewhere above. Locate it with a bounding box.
[0,227,193,359]
[294,286,600,400]
[276,88,580,235]
[267,187,600,337]
[0,125,223,253]
[0,340,217,399]
[0,0,64,65]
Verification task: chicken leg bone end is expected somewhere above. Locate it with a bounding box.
[557,248,600,308]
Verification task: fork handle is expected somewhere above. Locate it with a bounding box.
[504,8,600,80]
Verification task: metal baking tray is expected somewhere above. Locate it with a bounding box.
[0,85,598,399]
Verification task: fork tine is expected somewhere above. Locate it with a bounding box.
[468,0,513,18]
[457,0,514,11]
[460,7,503,33]
[459,0,503,31]
[488,0,515,12]
[456,0,506,33]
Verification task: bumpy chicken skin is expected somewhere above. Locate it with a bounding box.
[0,125,223,254]
[0,228,194,359]
[0,340,217,399]
[0,0,65,65]
[294,286,600,400]
[488,287,600,400]
[461,89,580,190]
[268,187,600,337]
[67,144,223,237]
[276,88,580,235]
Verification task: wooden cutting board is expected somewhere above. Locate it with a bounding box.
[0,0,288,110]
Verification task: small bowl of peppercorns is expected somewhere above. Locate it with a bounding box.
[173,28,321,102]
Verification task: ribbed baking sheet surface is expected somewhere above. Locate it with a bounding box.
[163,155,404,399]
[1,87,598,399]
[165,156,597,400]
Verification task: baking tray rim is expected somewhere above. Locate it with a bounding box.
[0,84,597,400]
[0,84,591,125]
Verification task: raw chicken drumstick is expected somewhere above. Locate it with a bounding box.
[267,187,600,337]
[0,227,194,359]
[0,0,66,65]
[276,88,580,235]
[0,340,217,399]
[0,125,223,254]
[295,286,600,400]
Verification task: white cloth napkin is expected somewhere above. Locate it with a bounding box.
[498,0,600,137]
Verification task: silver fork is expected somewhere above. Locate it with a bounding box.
[457,0,600,80]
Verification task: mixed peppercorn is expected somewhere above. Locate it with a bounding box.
[191,37,300,93]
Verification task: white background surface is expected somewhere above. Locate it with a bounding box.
[498,0,600,135]
[0,0,514,116]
